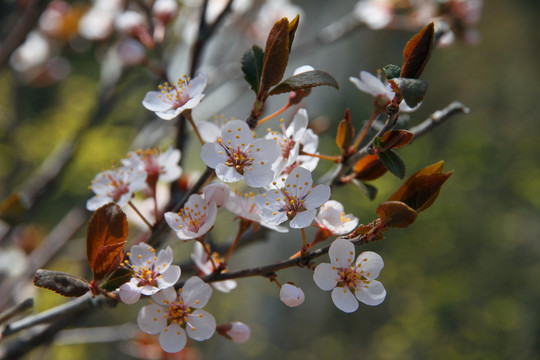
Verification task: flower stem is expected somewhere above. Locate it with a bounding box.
[197,237,217,271]
[257,102,290,126]
[185,111,204,145]
[128,201,153,230]
[224,220,249,264]
[351,110,380,151]
[300,151,341,163]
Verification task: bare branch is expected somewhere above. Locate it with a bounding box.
[410,101,470,139]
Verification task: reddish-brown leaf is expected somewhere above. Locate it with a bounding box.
[86,203,128,281]
[336,109,354,153]
[401,22,434,79]
[376,201,418,228]
[287,14,300,54]
[260,18,290,96]
[379,130,414,151]
[389,161,453,212]
[353,154,387,181]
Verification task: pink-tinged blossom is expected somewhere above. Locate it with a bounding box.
[137,277,215,353]
[225,190,288,233]
[200,120,280,188]
[143,72,207,120]
[265,109,308,174]
[122,147,182,186]
[349,70,419,112]
[217,322,251,343]
[164,194,217,240]
[255,167,330,229]
[316,200,359,236]
[202,182,230,207]
[279,284,305,307]
[86,166,147,211]
[118,244,181,304]
[313,239,386,313]
[191,242,236,293]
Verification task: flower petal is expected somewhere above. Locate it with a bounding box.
[200,143,222,169]
[155,246,173,273]
[186,310,216,341]
[290,209,316,228]
[215,163,244,183]
[329,239,355,268]
[355,251,384,279]
[159,323,187,353]
[137,304,167,334]
[181,276,212,308]
[142,91,173,112]
[331,287,359,313]
[151,286,177,305]
[355,279,386,306]
[303,184,331,209]
[130,243,156,268]
[118,282,141,304]
[313,263,339,291]
[221,120,252,148]
[157,265,181,289]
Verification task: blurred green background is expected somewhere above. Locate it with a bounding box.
[1,0,539,359]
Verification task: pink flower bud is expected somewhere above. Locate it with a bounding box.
[152,0,179,24]
[222,322,251,343]
[279,283,305,307]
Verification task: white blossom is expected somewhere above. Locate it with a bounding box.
[279,284,305,307]
[118,244,181,304]
[122,147,182,185]
[313,239,386,313]
[225,190,288,233]
[200,120,280,188]
[143,72,207,120]
[221,322,250,343]
[201,182,230,207]
[255,167,330,229]
[191,242,237,293]
[137,277,216,353]
[164,194,217,240]
[86,166,147,211]
[349,70,419,112]
[316,200,359,236]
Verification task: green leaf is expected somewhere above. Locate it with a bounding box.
[351,179,378,200]
[389,78,428,108]
[100,267,133,291]
[268,70,339,95]
[378,150,406,179]
[33,270,90,297]
[241,45,264,94]
[383,64,401,80]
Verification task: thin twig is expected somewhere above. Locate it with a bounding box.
[409,101,470,138]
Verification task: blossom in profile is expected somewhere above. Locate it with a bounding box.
[279,284,305,307]
[200,120,280,188]
[122,147,182,187]
[313,239,386,313]
[225,189,288,233]
[118,244,181,304]
[349,70,419,112]
[255,167,330,229]
[137,277,216,353]
[86,166,147,211]
[143,72,207,120]
[164,194,217,240]
[191,242,237,293]
[315,200,359,236]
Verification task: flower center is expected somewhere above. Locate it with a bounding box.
[167,302,191,325]
[177,204,208,233]
[337,264,370,291]
[218,139,254,175]
[158,75,192,109]
[106,172,130,201]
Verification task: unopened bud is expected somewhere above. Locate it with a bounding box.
[115,10,146,35]
[152,0,179,24]
[279,283,305,307]
[217,322,251,343]
[117,38,146,66]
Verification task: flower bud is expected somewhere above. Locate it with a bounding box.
[152,0,179,25]
[279,283,305,307]
[217,322,251,343]
[117,38,146,66]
